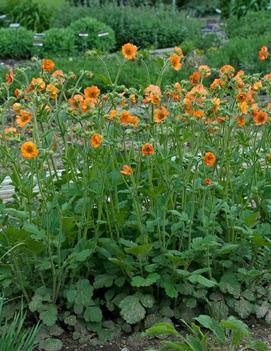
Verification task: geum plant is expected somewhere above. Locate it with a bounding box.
[0,42,271,338]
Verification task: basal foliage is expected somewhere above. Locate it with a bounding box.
[0,45,271,347]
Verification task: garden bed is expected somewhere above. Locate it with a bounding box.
[1,43,271,351]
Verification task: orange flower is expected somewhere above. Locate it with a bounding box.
[170,54,182,71]
[174,82,181,92]
[16,110,33,128]
[264,73,271,80]
[219,65,235,78]
[14,88,21,97]
[259,46,268,61]
[68,94,93,114]
[31,77,46,90]
[122,43,137,60]
[204,152,216,167]
[253,110,268,125]
[213,97,220,114]
[145,84,161,97]
[129,115,139,128]
[21,141,39,159]
[12,103,21,113]
[154,106,169,123]
[239,101,248,114]
[150,94,161,105]
[6,68,13,84]
[234,71,245,88]
[217,116,228,123]
[119,110,132,125]
[90,133,103,148]
[192,110,204,118]
[199,65,211,77]
[189,71,201,85]
[174,47,183,57]
[252,81,262,91]
[84,86,100,101]
[237,115,245,127]
[121,165,133,176]
[81,98,95,112]
[119,99,126,107]
[142,143,155,156]
[52,69,65,80]
[170,92,180,102]
[42,59,55,72]
[210,78,223,90]
[2,127,18,140]
[108,109,118,121]
[69,94,84,106]
[203,178,212,186]
[130,94,137,105]
[46,83,59,99]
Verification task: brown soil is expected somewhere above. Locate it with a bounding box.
[54,321,271,351]
[60,333,160,351]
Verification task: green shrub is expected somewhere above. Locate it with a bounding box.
[69,17,116,52]
[91,4,202,49]
[0,27,33,59]
[206,33,271,73]
[51,3,202,49]
[42,28,76,56]
[0,0,63,32]
[220,0,268,17]
[226,10,271,39]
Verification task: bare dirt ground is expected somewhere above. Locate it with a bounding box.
[57,320,271,351]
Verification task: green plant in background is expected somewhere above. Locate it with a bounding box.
[42,28,76,57]
[206,33,271,72]
[220,0,269,17]
[51,3,202,49]
[0,27,33,59]
[69,17,116,52]
[0,0,63,32]
[145,316,268,350]
[0,297,40,351]
[226,10,271,39]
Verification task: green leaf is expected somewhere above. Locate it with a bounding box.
[140,294,155,308]
[243,211,260,228]
[255,301,269,319]
[221,316,249,346]
[131,273,160,287]
[219,273,241,297]
[64,314,77,326]
[234,298,252,319]
[160,278,178,298]
[39,338,63,351]
[145,322,179,337]
[65,249,92,268]
[40,304,58,327]
[3,208,28,220]
[125,243,153,256]
[22,223,46,240]
[195,315,225,343]
[160,340,190,350]
[119,295,146,324]
[188,274,217,288]
[29,295,43,312]
[84,306,103,323]
[75,279,93,306]
[249,340,268,351]
[94,274,114,289]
